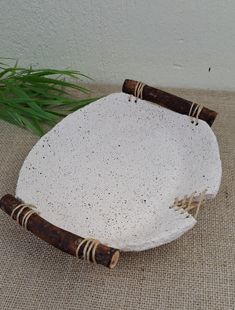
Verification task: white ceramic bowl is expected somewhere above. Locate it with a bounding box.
[16,93,222,251]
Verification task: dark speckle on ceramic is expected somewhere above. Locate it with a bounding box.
[16,93,221,251]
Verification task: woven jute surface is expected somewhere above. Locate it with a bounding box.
[0,86,234,310]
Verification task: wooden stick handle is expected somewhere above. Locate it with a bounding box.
[0,194,120,269]
[122,79,217,126]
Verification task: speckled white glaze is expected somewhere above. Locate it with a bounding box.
[16,93,221,251]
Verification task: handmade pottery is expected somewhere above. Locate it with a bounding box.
[16,93,222,251]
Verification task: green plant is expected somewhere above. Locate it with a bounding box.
[0,59,97,136]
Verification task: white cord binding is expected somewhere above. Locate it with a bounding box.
[11,203,38,230]
[170,190,207,219]
[188,102,204,125]
[129,81,145,102]
[75,238,100,263]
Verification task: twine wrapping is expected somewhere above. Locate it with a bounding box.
[75,238,100,264]
[11,203,38,230]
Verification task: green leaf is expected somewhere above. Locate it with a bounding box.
[20,115,45,136]
[0,59,98,136]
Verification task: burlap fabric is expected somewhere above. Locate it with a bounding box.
[0,87,234,310]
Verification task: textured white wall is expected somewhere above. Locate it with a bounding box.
[0,0,235,90]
